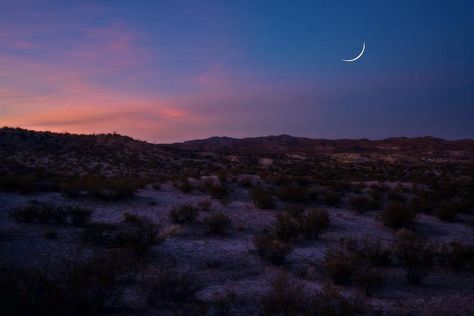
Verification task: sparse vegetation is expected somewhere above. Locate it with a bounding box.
[396,238,434,285]
[381,202,417,229]
[169,204,199,224]
[251,187,274,209]
[203,212,232,235]
[253,233,293,265]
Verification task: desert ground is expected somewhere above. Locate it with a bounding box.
[1,128,473,315]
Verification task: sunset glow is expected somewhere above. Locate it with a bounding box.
[1,1,473,142]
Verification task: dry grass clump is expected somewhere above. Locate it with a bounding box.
[324,238,387,295]
[251,187,274,209]
[381,202,417,229]
[260,273,365,316]
[202,212,232,235]
[62,176,145,200]
[277,184,311,204]
[274,208,330,242]
[169,204,199,224]
[349,194,381,213]
[0,250,134,316]
[396,238,434,285]
[12,204,93,227]
[253,233,294,265]
[140,266,199,308]
[82,215,162,256]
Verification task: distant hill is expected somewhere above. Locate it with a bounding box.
[171,134,474,157]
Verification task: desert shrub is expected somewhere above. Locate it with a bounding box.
[356,239,392,266]
[253,233,293,265]
[277,185,310,204]
[298,208,330,240]
[320,190,341,206]
[197,199,212,212]
[0,251,132,316]
[381,202,416,229]
[82,216,161,255]
[260,274,365,316]
[140,267,198,307]
[210,290,237,316]
[445,242,474,272]
[175,179,194,193]
[435,201,458,222]
[203,212,232,235]
[68,207,93,227]
[395,228,417,241]
[251,187,274,209]
[207,183,229,202]
[308,283,365,315]
[123,212,141,223]
[352,266,384,296]
[239,177,253,188]
[323,246,358,285]
[62,176,143,200]
[116,216,161,255]
[409,194,433,214]
[275,212,300,242]
[349,195,380,213]
[396,239,434,285]
[11,204,92,226]
[11,205,40,223]
[387,189,405,202]
[80,222,118,245]
[260,273,306,316]
[169,204,199,224]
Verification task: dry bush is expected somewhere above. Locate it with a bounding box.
[140,266,198,308]
[197,199,212,212]
[352,266,384,296]
[260,273,306,316]
[445,242,474,272]
[308,283,366,315]
[260,274,365,316]
[277,185,310,204]
[320,190,342,206]
[203,212,232,235]
[68,207,93,227]
[298,208,330,240]
[435,201,458,222]
[381,202,417,229]
[253,233,293,265]
[0,251,133,316]
[251,187,274,209]
[324,238,387,294]
[11,204,92,227]
[275,212,300,242]
[349,194,380,213]
[396,238,434,285]
[324,246,358,285]
[81,215,161,256]
[169,204,199,224]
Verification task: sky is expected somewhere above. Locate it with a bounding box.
[1,0,473,142]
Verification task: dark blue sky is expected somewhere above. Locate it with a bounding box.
[1,0,473,141]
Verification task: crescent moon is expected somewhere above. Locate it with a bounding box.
[342,41,366,62]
